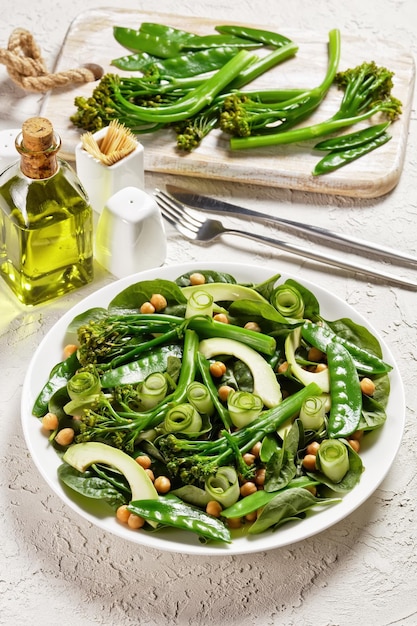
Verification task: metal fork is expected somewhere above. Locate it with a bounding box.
[154,189,417,290]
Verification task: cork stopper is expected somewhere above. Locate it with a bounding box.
[21,117,54,152]
[17,117,60,179]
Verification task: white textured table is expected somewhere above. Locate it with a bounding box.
[1,1,416,624]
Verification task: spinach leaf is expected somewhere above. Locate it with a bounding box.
[359,395,387,430]
[248,487,339,534]
[264,421,299,492]
[109,279,187,314]
[328,317,384,358]
[175,270,237,287]
[58,463,126,510]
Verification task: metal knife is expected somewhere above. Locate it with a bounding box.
[166,184,417,266]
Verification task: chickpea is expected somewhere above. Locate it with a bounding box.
[150,293,167,311]
[302,454,317,472]
[308,346,325,362]
[244,321,261,333]
[251,441,262,458]
[41,412,59,431]
[213,313,229,324]
[63,344,78,359]
[116,504,130,524]
[54,427,75,447]
[305,485,317,496]
[227,517,242,529]
[360,377,376,396]
[254,468,266,487]
[314,363,328,373]
[135,455,152,469]
[140,301,156,314]
[145,468,155,482]
[218,385,233,402]
[350,429,364,441]
[189,272,206,285]
[210,360,226,377]
[127,514,145,529]
[242,453,256,466]
[206,500,222,517]
[277,361,289,374]
[306,441,320,456]
[348,439,361,453]
[240,481,257,497]
[154,475,171,494]
[245,511,258,523]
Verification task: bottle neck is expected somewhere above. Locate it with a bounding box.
[15,132,61,180]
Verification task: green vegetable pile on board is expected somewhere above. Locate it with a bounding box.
[33,270,393,544]
[71,21,402,175]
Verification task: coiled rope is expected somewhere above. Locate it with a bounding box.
[0,28,103,92]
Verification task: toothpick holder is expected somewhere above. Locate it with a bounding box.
[75,127,145,215]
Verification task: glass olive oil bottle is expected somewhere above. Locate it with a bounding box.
[0,117,94,306]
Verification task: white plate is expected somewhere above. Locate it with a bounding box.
[21,262,405,555]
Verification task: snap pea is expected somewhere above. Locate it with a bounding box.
[221,476,319,518]
[301,321,392,375]
[314,122,391,151]
[113,27,184,58]
[215,24,292,48]
[100,344,183,388]
[128,496,231,542]
[327,342,362,438]
[313,131,391,176]
[113,47,241,78]
[111,52,160,72]
[138,22,261,49]
[32,351,80,417]
[113,25,261,59]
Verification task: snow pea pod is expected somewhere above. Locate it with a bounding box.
[128,496,231,542]
[327,342,362,438]
[32,351,80,417]
[314,122,391,151]
[113,27,184,58]
[114,47,241,79]
[111,52,160,72]
[100,344,183,388]
[215,24,292,48]
[301,321,392,375]
[137,23,262,49]
[313,131,391,176]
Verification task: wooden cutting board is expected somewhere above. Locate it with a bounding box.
[42,8,415,198]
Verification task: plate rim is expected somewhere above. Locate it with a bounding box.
[21,261,405,555]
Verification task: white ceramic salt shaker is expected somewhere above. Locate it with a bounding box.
[0,129,21,170]
[75,127,145,215]
[95,186,167,278]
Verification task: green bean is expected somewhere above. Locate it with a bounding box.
[312,132,392,176]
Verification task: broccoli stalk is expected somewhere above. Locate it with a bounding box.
[229,60,402,150]
[159,381,321,485]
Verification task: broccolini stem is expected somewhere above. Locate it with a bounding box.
[112,49,256,124]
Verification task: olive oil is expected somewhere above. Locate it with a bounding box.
[0,117,93,306]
